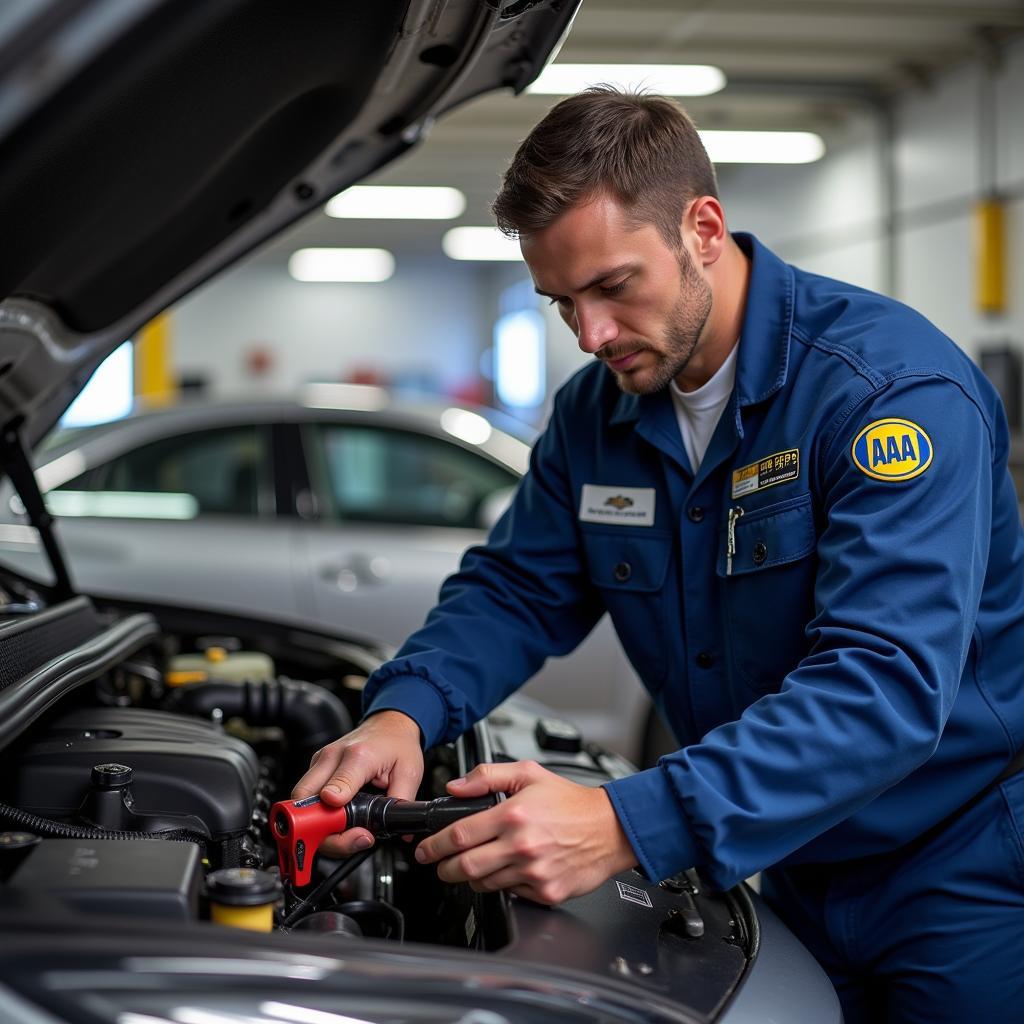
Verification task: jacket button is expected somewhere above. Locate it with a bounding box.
[696,651,714,668]
[613,562,632,582]
[687,505,705,523]
[752,541,768,565]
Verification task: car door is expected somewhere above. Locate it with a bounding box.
[296,419,514,646]
[296,417,648,758]
[0,422,309,624]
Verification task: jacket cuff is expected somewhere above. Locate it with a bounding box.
[363,675,449,749]
[604,767,702,883]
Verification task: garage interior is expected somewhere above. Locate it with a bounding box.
[1,3,1024,1020]
[151,0,1024,432]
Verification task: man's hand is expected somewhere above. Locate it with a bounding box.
[413,760,637,905]
[291,710,424,857]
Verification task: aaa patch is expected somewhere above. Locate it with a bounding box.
[851,418,933,481]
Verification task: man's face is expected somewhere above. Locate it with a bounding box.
[522,193,712,395]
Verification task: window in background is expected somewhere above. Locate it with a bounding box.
[306,423,517,530]
[48,426,271,519]
[60,341,134,428]
[494,277,545,411]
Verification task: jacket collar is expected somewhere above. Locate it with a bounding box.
[608,232,795,427]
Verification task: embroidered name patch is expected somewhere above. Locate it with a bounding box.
[731,448,800,498]
[579,484,655,526]
[851,418,932,481]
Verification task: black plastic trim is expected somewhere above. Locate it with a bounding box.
[0,611,158,747]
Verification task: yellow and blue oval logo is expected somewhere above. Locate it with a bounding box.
[851,418,933,481]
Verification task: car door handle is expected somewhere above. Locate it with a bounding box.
[319,554,392,592]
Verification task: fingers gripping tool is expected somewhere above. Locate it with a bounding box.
[270,792,494,886]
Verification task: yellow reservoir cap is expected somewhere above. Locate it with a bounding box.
[169,650,275,683]
[210,902,275,932]
[206,868,281,933]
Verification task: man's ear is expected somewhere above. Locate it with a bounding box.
[684,196,727,268]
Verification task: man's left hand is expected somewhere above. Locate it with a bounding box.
[413,760,637,905]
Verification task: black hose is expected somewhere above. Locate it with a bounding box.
[164,678,353,755]
[0,801,206,845]
[280,848,374,928]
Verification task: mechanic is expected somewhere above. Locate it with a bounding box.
[294,88,1024,1022]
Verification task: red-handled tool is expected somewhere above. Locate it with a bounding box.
[270,791,495,886]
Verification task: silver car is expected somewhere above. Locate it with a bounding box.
[0,385,655,761]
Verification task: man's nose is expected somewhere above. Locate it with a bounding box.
[575,303,618,354]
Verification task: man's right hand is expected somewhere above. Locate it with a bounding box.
[291,709,424,858]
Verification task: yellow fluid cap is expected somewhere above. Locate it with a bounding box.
[210,902,275,932]
[205,646,228,663]
[206,868,281,933]
[164,670,208,687]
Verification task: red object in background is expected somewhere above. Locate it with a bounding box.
[347,367,385,385]
[244,345,274,377]
[450,379,486,405]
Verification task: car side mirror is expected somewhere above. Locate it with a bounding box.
[477,486,516,531]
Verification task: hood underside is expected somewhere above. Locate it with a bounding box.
[0,0,577,446]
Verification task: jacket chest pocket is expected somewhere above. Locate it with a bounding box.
[716,493,817,694]
[583,528,674,690]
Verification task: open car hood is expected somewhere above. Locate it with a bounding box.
[0,0,578,448]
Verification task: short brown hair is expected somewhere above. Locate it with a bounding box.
[492,86,718,247]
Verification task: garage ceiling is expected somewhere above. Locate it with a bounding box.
[251,0,1024,266]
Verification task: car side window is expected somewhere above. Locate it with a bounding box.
[49,425,271,519]
[307,423,518,529]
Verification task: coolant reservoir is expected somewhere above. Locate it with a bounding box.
[206,868,281,932]
[166,646,275,686]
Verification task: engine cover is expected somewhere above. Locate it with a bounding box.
[13,707,259,839]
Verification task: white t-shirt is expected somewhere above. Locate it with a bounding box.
[669,343,739,473]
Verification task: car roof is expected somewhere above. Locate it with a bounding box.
[36,388,535,488]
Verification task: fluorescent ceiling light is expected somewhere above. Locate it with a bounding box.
[442,227,522,262]
[326,186,466,220]
[700,130,825,164]
[528,63,725,96]
[289,248,395,282]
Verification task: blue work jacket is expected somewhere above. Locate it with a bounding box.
[364,233,1024,890]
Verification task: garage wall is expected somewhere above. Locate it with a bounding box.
[168,35,1024,412]
[721,36,1024,365]
[171,255,490,399]
[719,111,887,295]
[540,38,1024,407]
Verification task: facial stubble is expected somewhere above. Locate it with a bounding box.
[607,248,713,396]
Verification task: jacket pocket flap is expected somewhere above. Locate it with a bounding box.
[717,493,815,577]
[584,529,673,592]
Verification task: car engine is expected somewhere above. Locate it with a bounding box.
[0,590,763,1012]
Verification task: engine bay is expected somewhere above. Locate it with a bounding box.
[0,591,761,1020]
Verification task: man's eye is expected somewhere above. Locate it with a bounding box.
[549,296,571,308]
[601,279,628,296]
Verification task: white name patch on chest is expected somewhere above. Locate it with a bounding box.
[579,485,656,526]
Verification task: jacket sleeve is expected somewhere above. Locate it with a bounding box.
[361,397,605,747]
[606,374,994,888]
